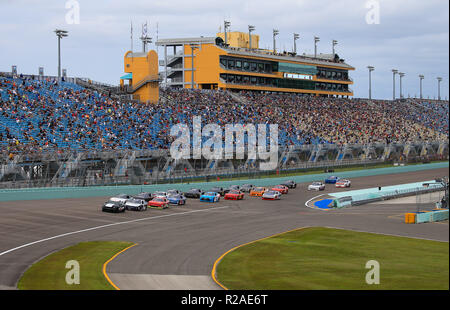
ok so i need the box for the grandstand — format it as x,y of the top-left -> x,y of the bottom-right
0,68 -> 448,187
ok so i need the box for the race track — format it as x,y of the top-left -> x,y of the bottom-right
0,167 -> 448,290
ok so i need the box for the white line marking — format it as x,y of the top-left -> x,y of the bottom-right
304,194 -> 325,209
0,206 -> 231,258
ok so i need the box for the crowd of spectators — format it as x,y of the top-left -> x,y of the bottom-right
0,75 -> 448,158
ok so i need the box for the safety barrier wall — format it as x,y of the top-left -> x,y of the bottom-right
416,210 -> 449,223
348,182 -> 444,206
0,162 -> 448,202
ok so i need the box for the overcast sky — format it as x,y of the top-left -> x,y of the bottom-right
0,0 -> 448,99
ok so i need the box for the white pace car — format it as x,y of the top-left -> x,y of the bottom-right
336,179 -> 351,188
308,182 -> 326,191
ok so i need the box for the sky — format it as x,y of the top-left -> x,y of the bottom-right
0,0 -> 448,100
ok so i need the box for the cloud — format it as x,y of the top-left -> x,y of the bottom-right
0,0 -> 448,99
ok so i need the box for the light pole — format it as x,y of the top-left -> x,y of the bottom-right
314,36 -> 320,58
248,25 -> 255,50
273,29 -> 279,53
392,69 -> 398,100
332,40 -> 338,55
224,21 -> 231,46
293,33 -> 300,55
190,44 -> 199,89
437,77 -> 442,100
419,75 -> 424,99
54,29 -> 68,81
399,72 -> 405,99
367,66 -> 374,100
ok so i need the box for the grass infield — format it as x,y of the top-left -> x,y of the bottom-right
215,227 -> 449,290
17,241 -> 134,290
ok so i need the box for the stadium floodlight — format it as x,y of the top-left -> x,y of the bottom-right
399,72 -> 405,99
190,44 -> 199,89
419,75 -> 424,99
314,36 -> 320,58
293,33 -> 300,54
367,66 -> 375,100
54,29 -> 68,81
248,25 -> 255,50
273,29 -> 279,53
224,20 -> 231,46
392,69 -> 398,100
437,77 -> 442,100
332,40 -> 338,55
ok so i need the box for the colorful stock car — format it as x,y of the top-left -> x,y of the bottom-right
200,192 -> 221,202
224,190 -> 245,200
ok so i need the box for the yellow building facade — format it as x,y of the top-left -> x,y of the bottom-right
120,50 -> 159,103
157,32 -> 354,97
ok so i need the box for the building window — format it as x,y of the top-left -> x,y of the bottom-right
220,58 -> 227,67
243,61 -> 249,71
250,77 -> 257,84
258,63 -> 264,72
228,59 -> 235,69
236,60 -> 242,69
250,62 -> 257,72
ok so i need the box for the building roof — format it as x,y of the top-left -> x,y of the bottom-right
223,47 -> 354,70
156,37 -> 216,46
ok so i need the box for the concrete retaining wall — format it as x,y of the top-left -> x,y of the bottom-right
0,162 -> 447,202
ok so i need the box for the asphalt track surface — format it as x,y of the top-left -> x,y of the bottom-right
0,167 -> 448,290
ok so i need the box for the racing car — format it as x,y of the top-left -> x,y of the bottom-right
271,185 -> 289,194
167,193 -> 187,205
325,176 -> 341,184
133,192 -> 153,202
184,188 -> 204,198
148,197 -> 170,209
335,179 -> 351,188
308,182 -> 325,191
224,185 -> 240,194
280,180 -> 297,189
124,198 -> 148,211
209,186 -> 225,196
224,190 -> 244,200
249,187 -> 267,197
152,191 -> 168,198
102,200 -> 126,213
240,184 -> 254,193
262,190 -> 282,200
167,189 -> 182,196
109,194 -> 132,204
200,192 -> 221,202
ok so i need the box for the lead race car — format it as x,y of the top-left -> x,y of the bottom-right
200,192 -> 221,202
102,200 -> 126,213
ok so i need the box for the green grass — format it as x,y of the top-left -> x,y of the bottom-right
216,227 -> 449,290
18,241 -> 134,290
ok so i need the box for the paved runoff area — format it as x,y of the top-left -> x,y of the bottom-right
0,167 -> 448,290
